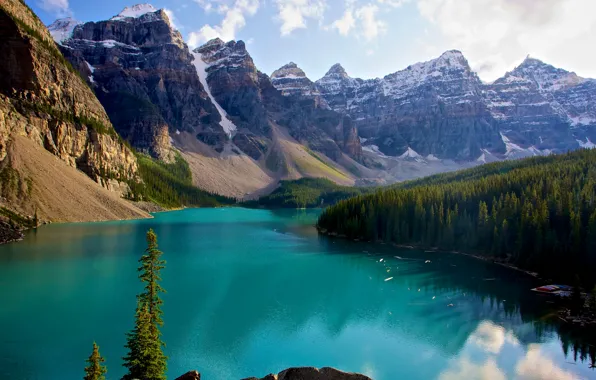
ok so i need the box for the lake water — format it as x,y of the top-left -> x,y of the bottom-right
0,208 -> 593,380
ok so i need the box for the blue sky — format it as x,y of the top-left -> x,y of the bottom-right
30,0 -> 596,82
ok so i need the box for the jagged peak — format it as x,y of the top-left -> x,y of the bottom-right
504,55 -> 585,90
323,63 -> 349,79
435,49 -> 469,69
111,4 -> 158,20
271,62 -> 308,79
48,17 -> 81,43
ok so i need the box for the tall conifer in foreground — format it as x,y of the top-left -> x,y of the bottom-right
84,342 -> 107,380
123,229 -> 167,380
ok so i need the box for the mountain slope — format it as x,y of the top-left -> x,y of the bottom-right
0,0 -> 147,226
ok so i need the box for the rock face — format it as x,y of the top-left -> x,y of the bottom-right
313,53 -> 596,161
175,370 -> 201,380
270,62 -> 328,109
195,39 -> 362,161
242,367 -> 372,380
54,5 -> 222,160
314,51 -> 506,160
0,0 -> 138,190
483,57 -> 596,156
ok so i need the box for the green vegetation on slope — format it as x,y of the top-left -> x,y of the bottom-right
317,149 -> 596,282
247,178 -> 370,208
129,153 -> 236,208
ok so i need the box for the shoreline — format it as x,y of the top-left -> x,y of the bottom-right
317,228 -> 541,279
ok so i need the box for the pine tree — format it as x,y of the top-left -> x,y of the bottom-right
123,229 -> 167,380
84,342 -> 107,380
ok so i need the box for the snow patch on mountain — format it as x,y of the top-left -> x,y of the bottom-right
111,4 -> 157,20
48,17 -> 80,44
191,52 -> 237,137
362,144 -> 387,157
400,147 -> 421,159
85,61 -> 95,83
570,115 -> 596,127
577,138 -> 596,149
382,50 -> 471,99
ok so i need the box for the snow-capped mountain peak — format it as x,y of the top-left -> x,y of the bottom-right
271,62 -> 308,79
437,49 -> 469,69
327,63 -> 350,78
48,17 -> 80,44
111,4 -> 157,20
507,56 -> 585,91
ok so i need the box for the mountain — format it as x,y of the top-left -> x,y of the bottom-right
314,51 -> 506,160
53,8 -> 370,197
45,3 -> 596,196
0,0 -> 148,228
312,53 -> 596,163
484,56 -> 596,156
52,4 -> 222,161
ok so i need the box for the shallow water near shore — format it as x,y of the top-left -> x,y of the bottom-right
0,208 -> 593,379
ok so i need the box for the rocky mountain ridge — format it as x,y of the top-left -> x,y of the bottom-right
0,0 -> 147,225
52,7 -> 364,192
45,3 -> 596,194
271,52 -> 595,162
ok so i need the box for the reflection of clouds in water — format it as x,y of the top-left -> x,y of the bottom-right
516,345 -> 579,380
440,321 -> 582,380
469,320 -> 520,354
438,356 -> 506,380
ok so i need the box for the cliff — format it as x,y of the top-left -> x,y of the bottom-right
0,0 -> 147,225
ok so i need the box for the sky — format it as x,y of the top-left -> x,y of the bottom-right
29,0 -> 596,83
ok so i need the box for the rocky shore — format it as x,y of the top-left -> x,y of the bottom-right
175,367 -> 372,380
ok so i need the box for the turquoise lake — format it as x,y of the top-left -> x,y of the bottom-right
0,208 -> 594,379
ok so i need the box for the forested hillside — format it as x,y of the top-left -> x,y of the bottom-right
129,154 -> 236,208
247,178 -> 370,208
317,150 -> 596,281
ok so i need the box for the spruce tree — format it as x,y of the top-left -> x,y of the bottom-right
84,342 -> 107,380
123,229 -> 167,380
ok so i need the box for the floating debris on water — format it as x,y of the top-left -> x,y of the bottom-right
379,258 -> 384,262
448,303 -> 454,307
425,260 -> 431,264
385,277 -> 394,282
432,296 -> 436,300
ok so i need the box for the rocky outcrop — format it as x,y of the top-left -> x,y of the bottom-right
197,39 -> 362,161
483,57 -> 596,155
242,367 -> 372,380
54,5 -> 223,160
315,51 -> 505,160
175,370 -> 201,380
270,62 -> 328,109
0,0 -> 138,190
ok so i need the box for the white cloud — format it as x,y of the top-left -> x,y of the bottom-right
275,0 -> 327,36
439,357 -> 506,380
416,0 -> 596,81
37,0 -> 71,17
366,49 -> 374,56
516,345 -> 579,380
331,8 -> 355,35
355,4 -> 386,41
468,321 -> 519,354
377,0 -> 409,8
188,0 -> 259,48
329,3 -> 387,41
193,0 -> 217,13
163,8 -> 180,30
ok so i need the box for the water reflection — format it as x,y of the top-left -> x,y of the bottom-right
440,322 -> 582,380
0,208 -> 594,379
